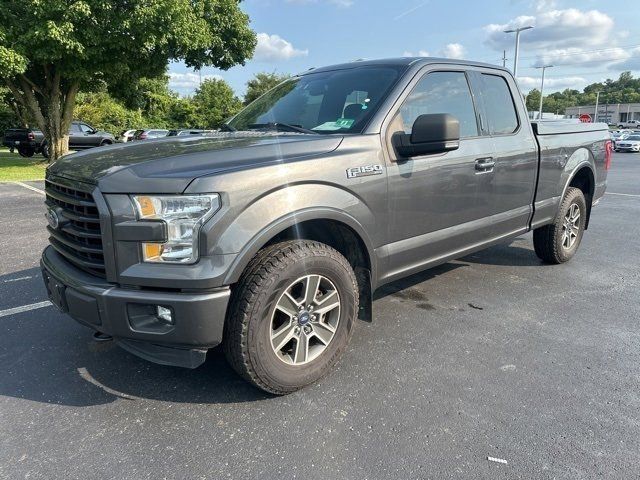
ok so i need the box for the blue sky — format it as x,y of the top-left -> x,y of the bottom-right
168,0 -> 640,97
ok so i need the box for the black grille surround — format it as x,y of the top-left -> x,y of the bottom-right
45,179 -> 106,277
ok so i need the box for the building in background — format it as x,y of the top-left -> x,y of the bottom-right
565,103 -> 640,125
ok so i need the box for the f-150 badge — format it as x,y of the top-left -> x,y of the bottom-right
346,165 -> 383,179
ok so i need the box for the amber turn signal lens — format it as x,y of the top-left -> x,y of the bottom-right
136,196 -> 157,217
143,243 -> 162,261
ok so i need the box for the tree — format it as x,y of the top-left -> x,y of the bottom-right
74,92 -> 144,136
193,78 -> 242,128
0,1 -> 256,161
244,72 -> 291,105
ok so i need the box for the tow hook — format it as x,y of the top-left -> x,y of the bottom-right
93,331 -> 113,342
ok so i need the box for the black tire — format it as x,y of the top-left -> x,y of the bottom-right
41,143 -> 50,159
100,140 -> 112,146
223,240 -> 359,395
18,147 -> 34,158
533,187 -> 587,264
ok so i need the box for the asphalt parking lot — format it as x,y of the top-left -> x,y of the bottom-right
1,154 -> 639,479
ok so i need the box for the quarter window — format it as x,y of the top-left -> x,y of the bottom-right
397,71 -> 479,138
480,74 -> 519,135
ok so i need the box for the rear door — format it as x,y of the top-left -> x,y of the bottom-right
380,67 -> 499,281
469,70 -> 538,238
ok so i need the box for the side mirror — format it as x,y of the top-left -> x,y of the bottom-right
392,113 -> 460,158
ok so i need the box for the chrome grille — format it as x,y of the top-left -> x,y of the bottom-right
45,179 -> 105,277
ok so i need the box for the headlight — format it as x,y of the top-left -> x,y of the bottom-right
132,194 -> 220,263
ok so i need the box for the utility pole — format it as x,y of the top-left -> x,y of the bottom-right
594,91 -> 601,123
502,50 -> 508,68
536,64 -> 553,120
504,26 -> 533,77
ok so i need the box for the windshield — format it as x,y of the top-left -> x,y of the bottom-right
227,66 -> 404,134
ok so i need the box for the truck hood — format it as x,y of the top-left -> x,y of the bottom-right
47,132 -> 343,193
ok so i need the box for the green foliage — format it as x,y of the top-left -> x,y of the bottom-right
193,78 -> 242,128
0,0 -> 256,84
244,72 -> 291,105
74,92 -> 144,135
530,72 -> 640,114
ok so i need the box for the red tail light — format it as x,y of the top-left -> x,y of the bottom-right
605,140 -> 613,170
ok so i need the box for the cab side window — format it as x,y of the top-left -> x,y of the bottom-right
79,123 -> 93,133
480,74 -> 519,135
397,71 -> 479,138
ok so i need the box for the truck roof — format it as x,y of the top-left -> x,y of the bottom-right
302,57 -> 511,75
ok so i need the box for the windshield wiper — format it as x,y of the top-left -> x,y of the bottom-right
247,122 -> 317,135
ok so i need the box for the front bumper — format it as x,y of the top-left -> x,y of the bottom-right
41,246 -> 231,368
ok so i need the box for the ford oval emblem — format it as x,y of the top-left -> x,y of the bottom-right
45,207 -> 60,229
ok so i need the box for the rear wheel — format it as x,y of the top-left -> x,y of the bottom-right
223,240 -> 359,394
17,147 -> 34,158
533,187 -> 587,264
100,140 -> 112,147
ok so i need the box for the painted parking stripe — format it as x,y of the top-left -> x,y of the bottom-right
0,301 -> 51,318
607,192 -> 640,198
14,181 -> 45,196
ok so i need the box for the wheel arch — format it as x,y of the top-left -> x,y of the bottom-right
222,209 -> 376,321
561,158 -> 595,230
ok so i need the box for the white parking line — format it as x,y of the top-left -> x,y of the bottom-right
0,301 -> 51,318
607,192 -> 640,198
13,181 -> 45,196
2,275 -> 34,283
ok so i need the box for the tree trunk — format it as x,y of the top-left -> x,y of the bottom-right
5,69 -> 79,162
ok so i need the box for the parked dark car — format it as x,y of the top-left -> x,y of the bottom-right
41,58 -> 611,394
2,121 -> 114,158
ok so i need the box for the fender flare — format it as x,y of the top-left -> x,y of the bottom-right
560,160 -> 596,203
222,207 -> 377,286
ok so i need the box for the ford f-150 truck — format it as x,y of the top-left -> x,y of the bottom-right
3,121 -> 114,158
41,58 -> 611,394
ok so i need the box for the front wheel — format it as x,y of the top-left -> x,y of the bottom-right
533,187 -> 587,264
223,240 -> 359,394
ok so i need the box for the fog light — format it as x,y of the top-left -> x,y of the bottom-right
156,306 -> 174,324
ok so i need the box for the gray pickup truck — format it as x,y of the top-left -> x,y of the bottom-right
41,58 -> 611,394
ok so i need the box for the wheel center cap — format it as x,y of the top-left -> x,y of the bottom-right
298,311 -> 311,325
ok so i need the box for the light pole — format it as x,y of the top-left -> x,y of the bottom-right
504,26 -> 533,77
536,64 -> 553,120
594,91 -> 601,123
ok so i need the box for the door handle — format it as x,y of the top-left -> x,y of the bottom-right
475,157 -> 495,172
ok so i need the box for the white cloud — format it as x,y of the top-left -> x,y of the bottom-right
253,33 -> 308,62
441,43 -> 465,59
286,0 -> 353,7
516,75 -> 587,90
168,72 -> 222,90
403,50 -> 430,57
610,47 -> 640,71
485,8 -> 622,71
485,9 -> 614,51
533,47 -> 631,68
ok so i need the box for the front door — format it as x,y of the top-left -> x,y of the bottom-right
380,68 -> 497,283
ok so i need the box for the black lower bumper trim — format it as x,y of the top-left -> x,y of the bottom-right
117,340 -> 207,369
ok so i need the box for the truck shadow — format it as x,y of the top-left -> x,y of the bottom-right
0,241 -> 541,407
